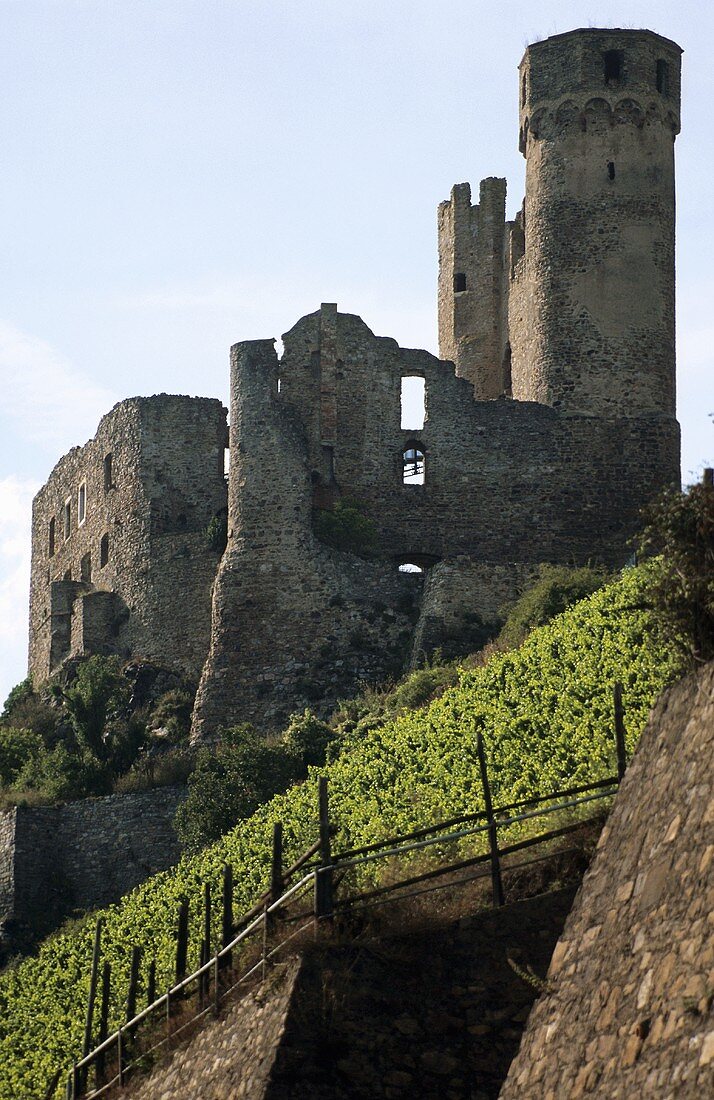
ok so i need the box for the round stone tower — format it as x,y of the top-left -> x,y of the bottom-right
511,28 -> 682,417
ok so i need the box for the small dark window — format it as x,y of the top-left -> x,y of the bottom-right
521,73 -> 527,107
503,344 -> 512,396
63,498 -> 71,540
48,518 -> 56,557
607,161 -> 616,180
80,553 -> 92,583
402,446 -> 425,485
103,453 -> 113,492
656,59 -> 669,95
454,273 -> 467,293
100,533 -> 109,567
604,50 -> 622,84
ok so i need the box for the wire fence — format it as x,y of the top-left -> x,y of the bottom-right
59,684 -> 629,1099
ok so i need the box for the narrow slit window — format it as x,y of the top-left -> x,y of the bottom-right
454,272 -> 467,293
402,446 -> 425,485
63,498 -> 71,540
656,59 -> 669,95
607,161 -> 615,180
103,453 -> 113,492
80,553 -> 92,583
521,74 -> 527,107
604,50 -> 622,84
48,517 -> 56,558
100,533 -> 109,567
78,481 -> 86,525
401,377 -> 426,431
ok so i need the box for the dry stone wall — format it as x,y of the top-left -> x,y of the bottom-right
124,959 -> 301,1100
500,661 -> 714,1099
0,786 -> 186,956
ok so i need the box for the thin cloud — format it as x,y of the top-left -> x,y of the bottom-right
0,320 -> 117,456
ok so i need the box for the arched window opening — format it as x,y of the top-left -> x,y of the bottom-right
78,481 -> 86,526
103,453 -> 113,492
656,59 -> 669,95
402,446 -> 425,485
401,377 -> 426,431
454,272 -> 467,293
398,562 -> 424,574
48,517 -> 56,558
100,533 -> 109,568
604,50 -> 622,84
80,553 -> 92,583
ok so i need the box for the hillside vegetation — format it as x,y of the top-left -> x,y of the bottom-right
0,565 -> 685,1099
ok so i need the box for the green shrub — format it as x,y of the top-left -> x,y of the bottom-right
205,510 -> 228,554
637,480 -> 714,662
314,497 -> 377,556
0,728 -> 44,787
498,563 -> 609,649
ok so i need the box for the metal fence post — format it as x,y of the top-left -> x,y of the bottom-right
477,731 -> 505,907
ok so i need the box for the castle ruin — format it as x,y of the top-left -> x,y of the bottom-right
28,29 -> 682,737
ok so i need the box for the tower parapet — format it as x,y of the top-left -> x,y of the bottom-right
510,28 -> 682,416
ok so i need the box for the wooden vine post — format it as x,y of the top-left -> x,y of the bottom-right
95,962 -> 111,1085
476,731 -> 505,908
613,681 -> 627,782
126,945 -> 142,1036
314,776 -> 334,925
81,917 -> 103,1089
222,862 -> 233,970
175,898 -> 189,985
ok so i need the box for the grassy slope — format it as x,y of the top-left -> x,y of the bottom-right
0,566 -> 684,1099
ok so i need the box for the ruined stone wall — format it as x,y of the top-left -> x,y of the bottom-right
437,179 -> 513,399
0,786 -> 186,954
511,29 -> 681,416
500,662 -> 714,1099
193,305 -> 678,736
29,395 -> 227,684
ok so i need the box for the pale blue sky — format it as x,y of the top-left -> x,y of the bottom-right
1,0 -> 712,704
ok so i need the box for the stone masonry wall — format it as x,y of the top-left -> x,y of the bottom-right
29,395 -> 227,684
124,959 -> 301,1100
0,786 -> 186,954
500,661 -> 714,1099
193,304 -> 678,736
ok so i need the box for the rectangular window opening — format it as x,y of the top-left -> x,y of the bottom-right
63,498 -> 71,540
656,59 -> 669,95
78,481 -> 86,526
454,272 -> 467,293
100,533 -> 109,567
604,50 -> 622,84
49,517 -> 56,558
401,376 -> 426,431
80,553 -> 92,583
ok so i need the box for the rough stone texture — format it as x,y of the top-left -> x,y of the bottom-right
0,786 -> 186,955
500,661 -> 714,1099
29,395 -> 228,684
266,888 -> 577,1099
192,303 -> 679,736
124,959 -> 301,1100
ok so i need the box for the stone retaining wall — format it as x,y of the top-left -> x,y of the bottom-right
500,662 -> 714,1098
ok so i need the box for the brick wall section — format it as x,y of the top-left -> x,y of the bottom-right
124,959 -> 301,1100
29,395 -> 227,684
499,662 -> 714,1099
0,786 -> 186,954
